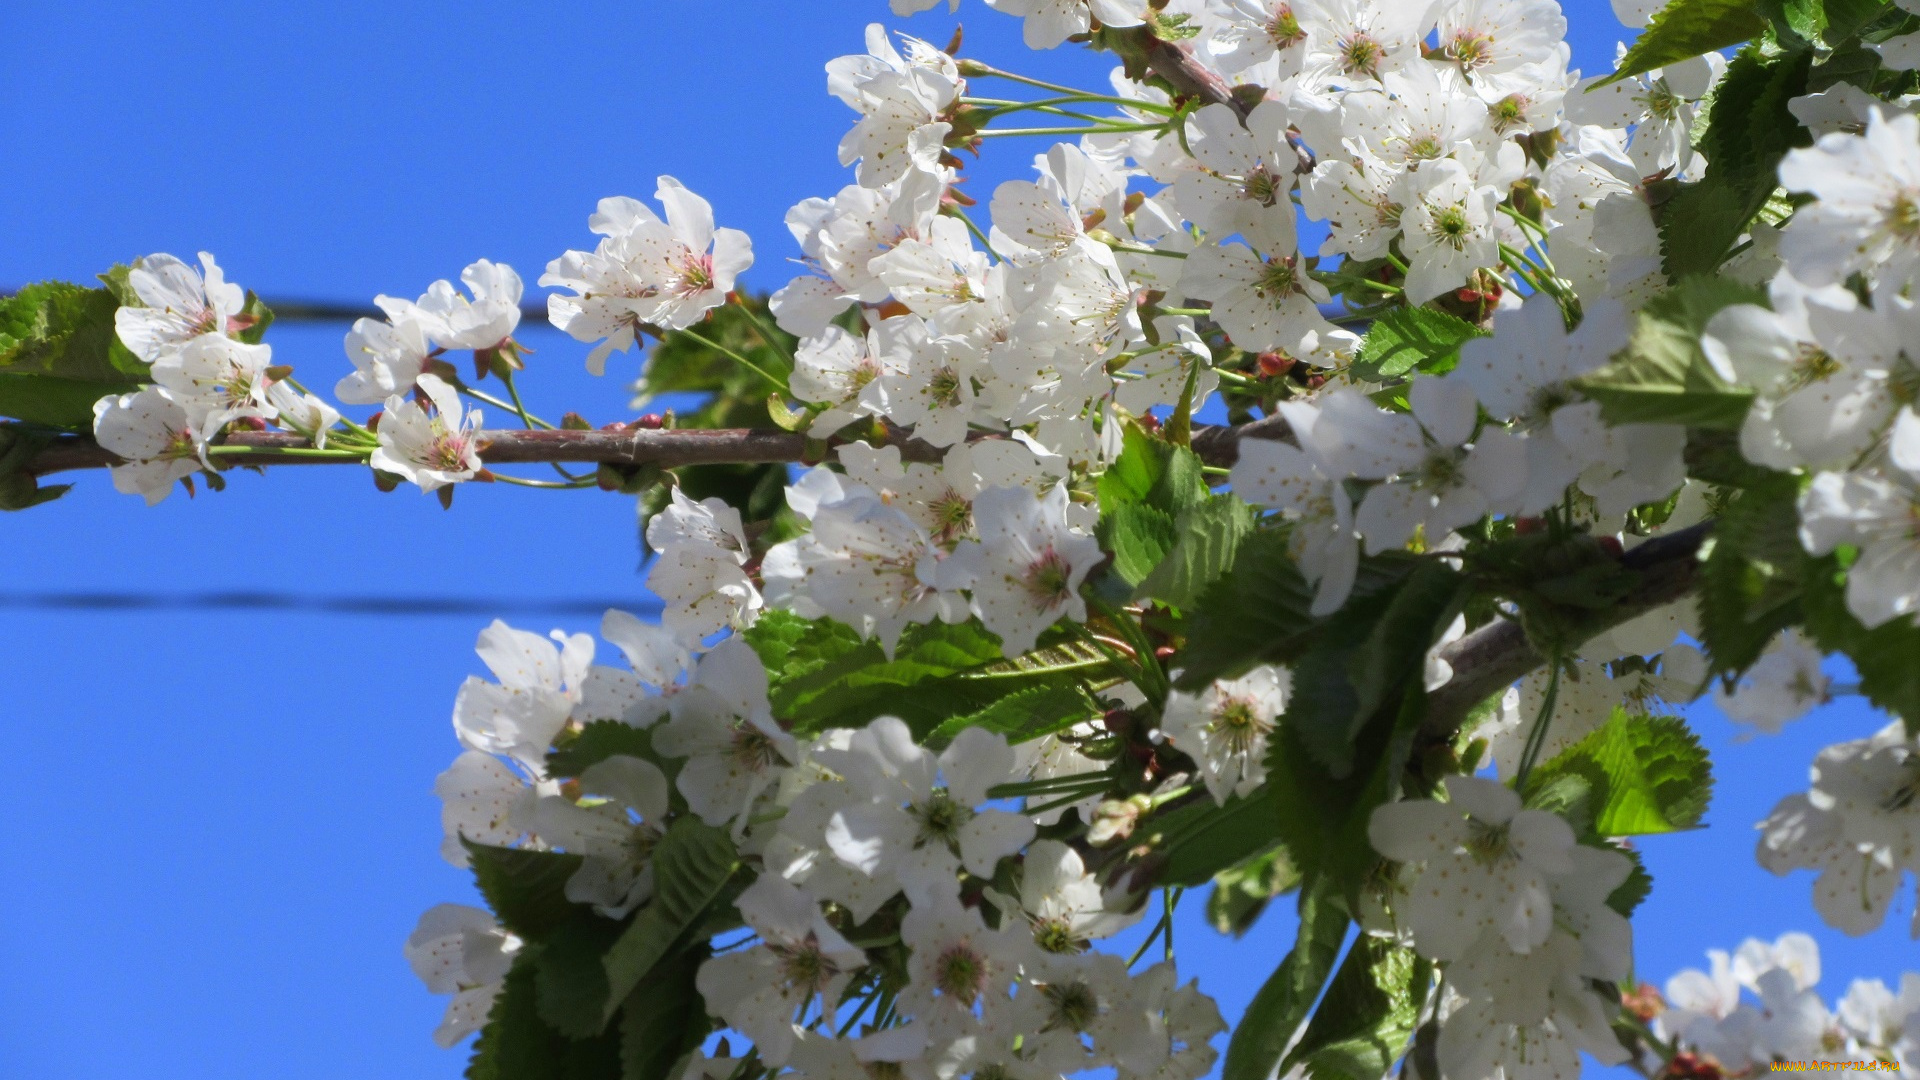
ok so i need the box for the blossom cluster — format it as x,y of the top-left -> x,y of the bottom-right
60,0 -> 1920,1076
1367,777 -> 1635,1078
412,615 -> 1226,1080
1653,933 -> 1920,1075
1758,720 -> 1920,938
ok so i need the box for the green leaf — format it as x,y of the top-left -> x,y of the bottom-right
1284,936 -> 1432,1080
1574,275 -> 1764,428
533,914 -> 624,1039
1657,48 -> 1814,277
1350,307 -> 1486,383
1286,563 -> 1465,777
236,290 -> 275,345
1097,422 -> 1207,518
924,682 -> 1097,749
1176,530 -> 1317,687
1607,844 -> 1656,917
601,819 -> 739,1023
1527,709 -> 1714,835
1134,495 -> 1257,608
466,841 -> 587,942
1802,556 -> 1920,736
1223,876 -> 1350,1080
467,960 -> 622,1080
548,721 -> 660,780
1207,845 -> 1300,937
1156,794 -> 1288,887
0,281 -> 148,428
617,947 -> 711,1080
1103,502 -> 1179,587
757,615 -> 1112,740
1596,0 -> 1767,88
0,374 -> 134,431
1700,473 -> 1808,675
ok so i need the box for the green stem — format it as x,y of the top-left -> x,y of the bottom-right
1514,660 -> 1562,789
282,376 -> 378,443
968,99 -> 1112,124
204,445 -> 367,461
675,326 -> 791,395
1101,238 -> 1187,259
1158,306 -> 1213,317
453,381 -> 532,423
950,206 -> 1002,262
969,68 -> 1177,114
499,369 -> 556,430
978,123 -> 1167,138
489,473 -> 599,490
730,294 -> 797,370
1127,913 -> 1169,968
1164,888 -> 1180,963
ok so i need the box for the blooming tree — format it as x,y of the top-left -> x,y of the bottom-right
10,1 -> 1920,1078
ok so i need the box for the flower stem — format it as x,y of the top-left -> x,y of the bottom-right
730,293 -> 797,370
489,472 -> 598,489
675,325 -> 791,396
978,123 -> 1167,138
499,369 -> 556,430
967,67 -> 1177,114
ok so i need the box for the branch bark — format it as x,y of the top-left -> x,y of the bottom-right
25,416 -> 1299,478
23,413 -> 1713,746
1419,521 -> 1713,744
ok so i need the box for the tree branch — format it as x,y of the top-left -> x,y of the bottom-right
1420,521 -> 1713,744
1144,37 -> 1242,113
24,415 -> 1300,478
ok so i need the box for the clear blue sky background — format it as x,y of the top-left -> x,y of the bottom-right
1,3 -> 1911,1078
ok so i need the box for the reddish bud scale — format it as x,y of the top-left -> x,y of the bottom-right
1256,352 -> 1293,378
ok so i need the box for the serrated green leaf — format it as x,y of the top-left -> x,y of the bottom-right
601,819 -> 739,1022
467,960 -> 622,1080
1287,647 -> 1368,777
1207,845 -> 1300,937
1285,936 -> 1432,1080
1802,556 -> 1920,736
1177,531 -> 1317,687
0,373 -> 141,429
0,281 -> 149,428
1223,876 -> 1350,1080
924,682 -> 1097,749
1156,794 -> 1285,887
1607,844 -> 1656,917
1351,307 -> 1486,383
1134,495 -> 1257,608
618,947 -> 710,1080
1597,0 -> 1768,88
1098,422 -> 1207,518
1527,709 -> 1714,835
466,841 -> 588,942
1658,48 -> 1814,277
1575,275 -> 1764,428
1700,473 -> 1808,675
533,913 -> 624,1039
1103,502 -> 1179,587
756,615 -> 1113,740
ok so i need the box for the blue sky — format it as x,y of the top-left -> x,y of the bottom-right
1,3 -> 1912,1078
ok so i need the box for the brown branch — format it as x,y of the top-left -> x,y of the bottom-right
24,412 -> 1714,744
24,415 -> 1300,478
1420,521 -> 1713,744
1144,37 -> 1242,113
